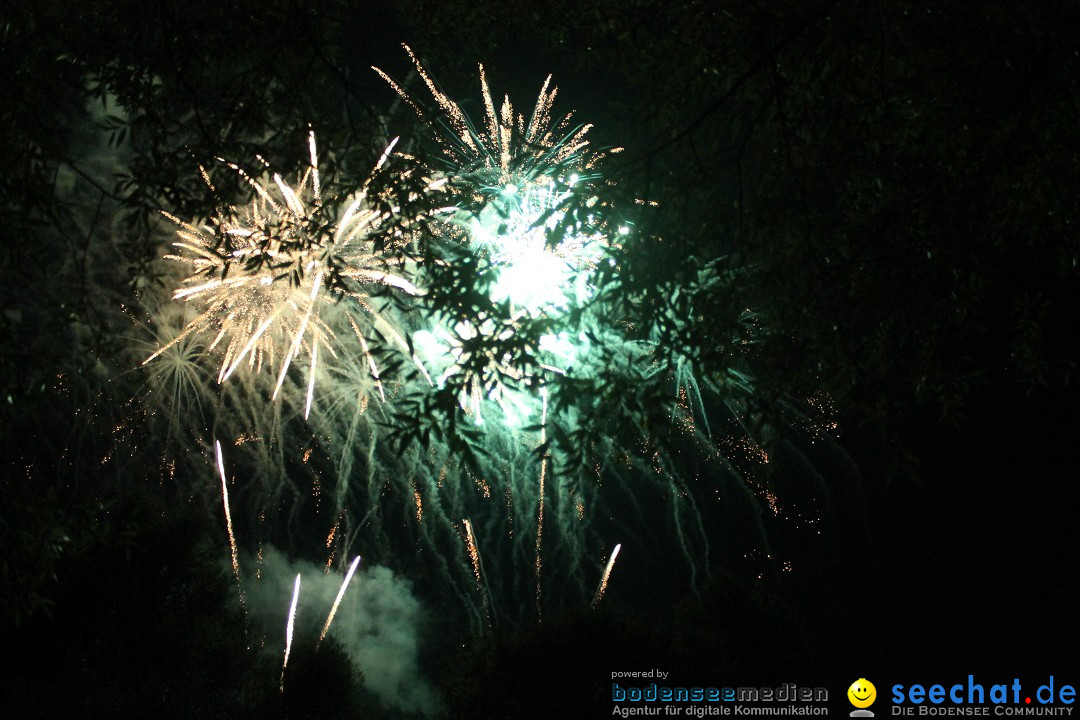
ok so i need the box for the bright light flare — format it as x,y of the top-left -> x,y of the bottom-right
317,555 -> 361,648
591,542 -> 622,608
465,176 -> 603,313
215,440 -> 243,601
281,572 -> 301,691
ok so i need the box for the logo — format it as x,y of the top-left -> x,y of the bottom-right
890,675 -> 1076,714
849,678 -> 877,717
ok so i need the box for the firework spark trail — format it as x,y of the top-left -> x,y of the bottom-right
591,543 -> 622,608
463,518 -> 482,587
535,387 -> 548,618
374,44 -> 599,178
280,573 -> 301,692
304,340 -> 318,420
324,520 -> 339,569
215,440 -> 243,603
317,555 -> 361,649
463,518 -> 496,628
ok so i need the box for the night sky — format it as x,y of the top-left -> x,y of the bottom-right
2,2 -> 1078,718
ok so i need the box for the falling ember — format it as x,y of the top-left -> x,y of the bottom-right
535,388 -> 549,617
317,555 -> 361,648
464,518 -> 495,628
323,521 -> 339,571
280,573 -> 301,692
591,543 -> 622,609
764,489 -> 781,516
215,440 -> 243,600
464,518 -> 483,587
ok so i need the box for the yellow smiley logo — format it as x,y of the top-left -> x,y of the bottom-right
848,678 -> 877,708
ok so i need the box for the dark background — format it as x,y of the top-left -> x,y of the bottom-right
2,1 -> 1077,717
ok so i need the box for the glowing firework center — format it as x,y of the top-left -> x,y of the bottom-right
407,171 -> 603,424
462,173 -> 599,314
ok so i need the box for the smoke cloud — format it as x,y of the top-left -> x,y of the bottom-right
243,546 -> 437,714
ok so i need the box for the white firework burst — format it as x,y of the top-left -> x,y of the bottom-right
146,133 -> 417,416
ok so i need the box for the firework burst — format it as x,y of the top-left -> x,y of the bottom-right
146,133 -> 417,416
375,45 -> 598,178
369,48 -> 652,618
375,44 -> 620,316
124,297 -> 214,439
374,46 -> 623,433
